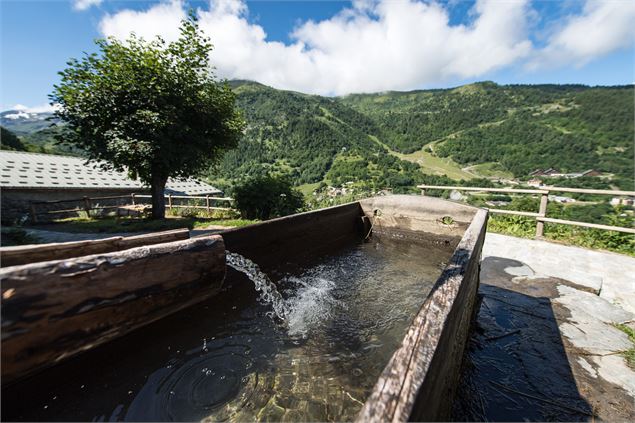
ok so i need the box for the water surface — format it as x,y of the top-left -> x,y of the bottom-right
3,235 -> 455,422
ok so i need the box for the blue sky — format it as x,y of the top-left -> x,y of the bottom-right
1,0 -> 634,111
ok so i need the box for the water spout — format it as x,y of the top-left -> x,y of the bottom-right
226,251 -> 289,320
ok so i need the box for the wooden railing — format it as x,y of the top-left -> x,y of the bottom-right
417,184 -> 635,237
29,193 -> 234,222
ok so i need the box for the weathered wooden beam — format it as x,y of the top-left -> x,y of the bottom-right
356,209 -> 488,422
1,235 -> 226,384
537,216 -> 635,234
0,229 -> 190,267
487,208 -> 541,217
541,186 -> 635,196
535,193 -> 549,237
417,185 -> 549,194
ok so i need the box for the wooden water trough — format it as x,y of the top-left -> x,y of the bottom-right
1,196 -> 487,421
0,230 -> 226,384
222,195 -> 488,421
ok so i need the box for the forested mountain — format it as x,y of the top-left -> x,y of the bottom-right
3,81 -> 633,191
215,81 -> 633,190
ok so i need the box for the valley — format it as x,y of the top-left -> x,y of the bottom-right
2,81 -> 633,194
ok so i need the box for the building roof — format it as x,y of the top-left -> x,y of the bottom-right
0,150 -> 221,195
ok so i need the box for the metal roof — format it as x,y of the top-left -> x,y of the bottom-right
0,150 -> 221,195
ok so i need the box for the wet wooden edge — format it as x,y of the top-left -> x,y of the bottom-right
0,228 -> 190,267
356,208 -> 488,422
1,234 -> 225,385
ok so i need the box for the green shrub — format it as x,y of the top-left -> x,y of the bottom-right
233,175 -> 305,220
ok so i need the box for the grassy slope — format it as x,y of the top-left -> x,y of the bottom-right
368,135 -> 474,180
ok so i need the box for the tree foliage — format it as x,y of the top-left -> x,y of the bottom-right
50,14 -> 245,218
0,127 -> 27,151
233,174 -> 305,220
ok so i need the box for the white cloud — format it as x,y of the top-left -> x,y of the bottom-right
4,112 -> 30,120
530,0 -> 635,68
97,0 -> 633,95
100,0 -> 185,42
73,0 -> 103,11
98,0 -> 533,95
3,104 -> 59,118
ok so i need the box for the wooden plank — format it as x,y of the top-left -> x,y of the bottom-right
41,208 -> 83,214
0,235 -> 226,384
86,195 -> 135,201
487,208 -> 541,217
117,229 -> 189,249
536,217 -> 635,234
168,195 -> 233,201
0,229 -> 189,267
541,186 -> 635,196
418,184 -> 635,197
417,185 -> 548,194
357,209 -> 488,422
170,205 -> 232,210
536,193 -> 549,237
222,202 -> 364,270
31,195 -> 130,205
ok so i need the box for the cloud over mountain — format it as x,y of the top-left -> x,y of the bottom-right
95,0 -> 635,95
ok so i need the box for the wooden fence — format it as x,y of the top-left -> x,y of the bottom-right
29,193 -> 234,222
417,184 -> 635,237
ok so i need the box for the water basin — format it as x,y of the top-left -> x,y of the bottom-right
1,195 -> 488,421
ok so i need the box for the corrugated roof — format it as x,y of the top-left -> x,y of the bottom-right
0,150 -> 221,195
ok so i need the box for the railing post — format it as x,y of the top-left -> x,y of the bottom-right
535,192 -> 549,238
420,189 -> 426,196
83,196 -> 91,218
168,194 -> 173,211
30,203 -> 38,223
131,193 -> 136,205
206,195 -> 210,212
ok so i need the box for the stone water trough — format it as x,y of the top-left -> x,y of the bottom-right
1,195 -> 487,421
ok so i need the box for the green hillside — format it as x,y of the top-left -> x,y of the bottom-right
4,81 -> 633,191
0,125 -> 84,156
212,81 -> 633,191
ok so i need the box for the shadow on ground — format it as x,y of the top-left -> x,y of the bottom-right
452,257 -> 594,421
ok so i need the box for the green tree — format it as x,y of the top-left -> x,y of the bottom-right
0,127 -> 27,151
233,174 -> 305,220
50,14 -> 245,218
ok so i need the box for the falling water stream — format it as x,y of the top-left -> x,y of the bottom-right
3,236 -> 457,422
226,251 -> 289,321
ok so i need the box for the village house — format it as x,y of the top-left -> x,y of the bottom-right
0,150 -> 221,222
529,168 -> 603,179
610,197 -> 635,207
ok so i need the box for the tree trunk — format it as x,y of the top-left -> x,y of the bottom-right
151,174 -> 167,219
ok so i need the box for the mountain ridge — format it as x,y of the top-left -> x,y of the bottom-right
2,81 -> 633,190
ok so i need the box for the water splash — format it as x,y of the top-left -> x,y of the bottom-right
225,252 -> 342,336
226,251 -> 289,320
283,275 -> 344,337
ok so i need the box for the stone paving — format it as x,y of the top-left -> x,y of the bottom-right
453,233 -> 635,421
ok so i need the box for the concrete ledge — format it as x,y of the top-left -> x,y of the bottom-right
483,233 -> 635,313
359,195 -> 478,238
